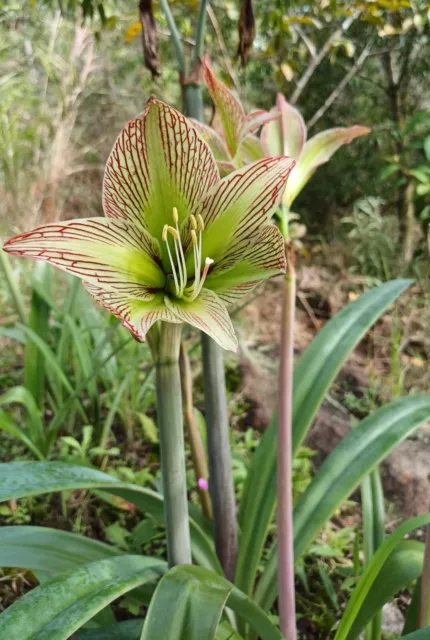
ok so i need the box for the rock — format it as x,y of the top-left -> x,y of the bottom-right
382,603 -> 405,636
306,402 -> 430,517
382,439 -> 430,515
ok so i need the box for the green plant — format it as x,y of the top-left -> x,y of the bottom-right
0,280 -> 429,639
1,8 -> 430,638
341,197 -> 400,282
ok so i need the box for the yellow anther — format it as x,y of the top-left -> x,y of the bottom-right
167,226 -> 179,240
172,207 -> 179,224
190,230 -> 198,246
197,214 -> 205,231
162,224 -> 168,241
190,214 -> 197,230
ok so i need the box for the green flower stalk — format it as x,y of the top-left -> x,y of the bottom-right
3,96 -> 294,566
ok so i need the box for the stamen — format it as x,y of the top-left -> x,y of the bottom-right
167,225 -> 179,240
163,210 -> 212,301
197,214 -> 205,231
163,226 -> 180,296
172,209 -> 187,293
193,257 -> 213,299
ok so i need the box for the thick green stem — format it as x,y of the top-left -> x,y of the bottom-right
202,333 -> 238,581
277,249 -> 297,640
158,0 -> 185,72
183,84 -> 204,121
156,322 -> 192,567
193,0 -> 210,64
182,22 -> 238,580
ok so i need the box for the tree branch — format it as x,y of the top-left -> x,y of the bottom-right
290,10 -> 360,104
207,4 -> 241,93
291,24 -> 316,59
307,39 -> 373,129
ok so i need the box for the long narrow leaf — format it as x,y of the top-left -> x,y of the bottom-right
254,395 -> 430,611
140,565 -> 233,640
76,620 -> 144,639
0,462 -> 221,574
0,386 -> 45,453
0,250 -> 27,324
0,555 -> 165,640
345,541 -> 423,640
0,526 -> 125,574
23,262 -> 52,409
334,514 -> 430,640
401,630 -> 430,640
140,566 -> 281,640
0,410 -> 44,460
236,280 -> 412,597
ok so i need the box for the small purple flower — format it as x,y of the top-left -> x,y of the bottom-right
197,477 -> 209,491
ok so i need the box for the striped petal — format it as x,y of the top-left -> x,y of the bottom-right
217,161 -> 237,177
165,288 -> 238,352
185,156 -> 295,269
202,59 -> 245,157
238,135 -> 264,164
283,125 -> 370,206
188,119 -> 231,161
103,97 -> 219,249
261,94 -> 306,161
3,218 -> 165,293
241,109 -> 280,140
84,285 -> 180,342
205,225 -> 286,305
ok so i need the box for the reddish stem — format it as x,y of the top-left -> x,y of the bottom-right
277,245 -> 297,640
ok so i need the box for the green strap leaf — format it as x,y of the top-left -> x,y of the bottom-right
0,409 -> 45,460
0,526 -> 125,574
401,628 -> 430,639
236,279 -> 412,597
345,541 -> 424,640
75,619 -> 242,639
24,261 -> 52,409
254,395 -> 430,611
0,555 -> 164,640
335,514 -> 430,640
140,565 -> 281,640
140,566 -> 233,640
76,620 -> 144,639
0,386 -> 45,454
0,462 -> 221,574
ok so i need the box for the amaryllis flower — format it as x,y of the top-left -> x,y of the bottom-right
3,98 -> 294,352
190,60 -> 274,175
261,94 -> 370,207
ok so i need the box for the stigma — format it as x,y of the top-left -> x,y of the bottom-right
162,208 -> 213,301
